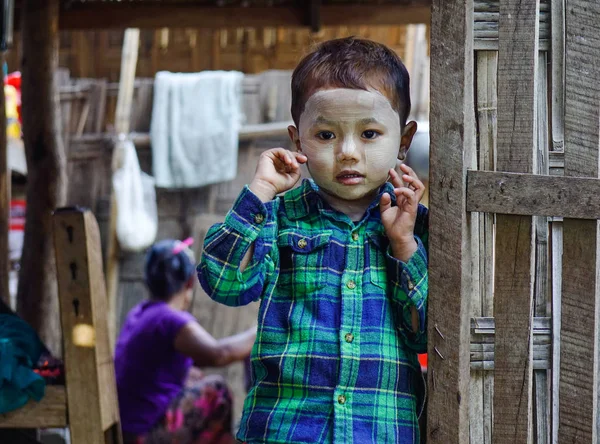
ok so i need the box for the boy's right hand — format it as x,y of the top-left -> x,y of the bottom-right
249,148 -> 307,202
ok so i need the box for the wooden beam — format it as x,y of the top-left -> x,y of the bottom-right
493,0 -> 539,442
559,1 -> 600,441
308,0 -> 321,33
427,0 -> 475,442
129,120 -> 294,147
466,171 -> 600,219
106,29 -> 140,351
17,0 -> 66,357
55,4 -> 430,29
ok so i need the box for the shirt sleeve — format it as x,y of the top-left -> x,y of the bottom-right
197,185 -> 279,307
158,309 -> 196,343
386,204 -> 429,353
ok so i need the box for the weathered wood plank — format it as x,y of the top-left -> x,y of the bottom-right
559,2 -> 600,441
0,386 -> 67,428
17,0 -> 67,358
533,51 -> 550,444
428,0 -> 475,442
470,316 -> 551,371
472,49 -> 497,444
550,221 -> 562,444
551,0 -> 565,153
56,4 -> 431,29
106,29 -> 140,351
53,209 -> 122,444
493,0 -> 539,442
467,171 -> 600,219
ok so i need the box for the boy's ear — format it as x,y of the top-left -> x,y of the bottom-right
288,125 -> 302,153
398,121 -> 418,161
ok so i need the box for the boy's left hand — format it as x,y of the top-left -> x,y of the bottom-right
380,164 -> 425,262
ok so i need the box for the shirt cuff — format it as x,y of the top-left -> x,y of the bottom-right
387,235 -> 428,309
223,185 -> 275,242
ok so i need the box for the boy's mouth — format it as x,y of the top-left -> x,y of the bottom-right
336,170 -> 365,185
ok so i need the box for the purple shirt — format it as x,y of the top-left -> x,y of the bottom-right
115,300 -> 195,435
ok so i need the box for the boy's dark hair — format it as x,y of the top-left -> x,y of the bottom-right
144,239 -> 195,301
291,36 -> 411,127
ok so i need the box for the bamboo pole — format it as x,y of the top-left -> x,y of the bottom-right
105,29 -> 140,351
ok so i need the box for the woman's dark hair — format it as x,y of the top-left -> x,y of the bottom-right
144,239 -> 195,301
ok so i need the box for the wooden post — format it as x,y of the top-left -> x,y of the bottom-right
17,0 -> 66,357
106,28 -> 140,350
0,51 -> 9,306
427,0 -> 476,442
53,208 -> 122,444
559,1 -> 600,441
493,0 -> 539,442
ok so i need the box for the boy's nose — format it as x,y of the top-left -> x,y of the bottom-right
338,137 -> 360,162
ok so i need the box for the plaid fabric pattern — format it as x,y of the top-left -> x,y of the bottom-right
198,179 -> 428,444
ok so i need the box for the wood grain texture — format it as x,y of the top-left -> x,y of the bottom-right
106,28 -> 140,351
493,0 -> 539,442
551,0 -> 565,153
559,2 -> 600,441
0,386 -> 67,428
550,221 -> 562,444
56,4 -> 431,29
533,51 -> 550,444
471,49 -> 498,444
467,171 -> 600,219
17,0 -> 67,357
428,0 -> 475,442
53,209 -> 122,444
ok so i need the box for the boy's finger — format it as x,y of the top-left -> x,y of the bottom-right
402,175 -> 425,194
294,152 -> 308,164
397,188 -> 417,207
388,168 -> 404,189
400,163 -> 418,178
380,193 -> 392,213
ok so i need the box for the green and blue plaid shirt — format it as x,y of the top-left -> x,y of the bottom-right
198,179 -> 428,443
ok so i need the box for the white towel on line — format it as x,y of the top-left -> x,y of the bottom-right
150,70 -> 244,189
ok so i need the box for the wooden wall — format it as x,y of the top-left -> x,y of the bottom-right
6,25 -> 428,80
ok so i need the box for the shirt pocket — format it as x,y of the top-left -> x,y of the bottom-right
366,232 -> 389,291
277,230 -> 332,295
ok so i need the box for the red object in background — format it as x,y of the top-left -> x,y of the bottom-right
10,199 -> 25,231
5,71 -> 21,123
418,353 -> 427,371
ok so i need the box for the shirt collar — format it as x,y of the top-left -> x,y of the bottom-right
284,179 -> 397,221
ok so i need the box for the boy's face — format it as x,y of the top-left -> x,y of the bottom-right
289,87 -> 415,204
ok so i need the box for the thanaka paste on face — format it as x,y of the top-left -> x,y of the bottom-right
296,88 -> 402,214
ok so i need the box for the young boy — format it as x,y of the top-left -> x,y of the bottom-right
198,37 -> 428,443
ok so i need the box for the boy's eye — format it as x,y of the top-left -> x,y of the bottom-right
362,130 -> 380,139
317,131 -> 336,140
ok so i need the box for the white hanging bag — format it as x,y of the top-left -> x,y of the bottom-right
112,137 -> 158,252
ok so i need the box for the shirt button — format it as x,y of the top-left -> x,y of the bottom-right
345,333 -> 354,343
297,238 -> 308,249
408,280 -> 415,291
254,214 -> 264,224
346,280 -> 356,290
338,395 -> 346,405
351,232 -> 359,241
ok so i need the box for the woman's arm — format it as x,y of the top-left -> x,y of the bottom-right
174,321 -> 256,368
